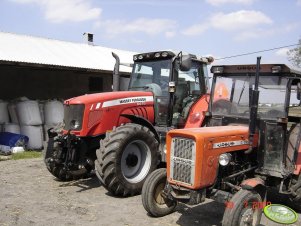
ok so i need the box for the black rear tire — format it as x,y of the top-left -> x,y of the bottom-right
222,189 -> 262,226
142,168 -> 177,217
288,187 -> 301,212
95,123 -> 159,197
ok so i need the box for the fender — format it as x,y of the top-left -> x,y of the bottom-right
120,114 -> 160,141
241,177 -> 265,190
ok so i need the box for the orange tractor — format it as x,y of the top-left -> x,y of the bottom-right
142,57 -> 301,225
45,50 -> 215,196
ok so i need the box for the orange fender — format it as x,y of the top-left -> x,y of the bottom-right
241,178 -> 265,190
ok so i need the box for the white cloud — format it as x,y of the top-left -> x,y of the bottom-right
182,24 -> 209,36
165,31 -> 176,39
275,48 -> 290,57
100,18 -> 177,37
206,0 -> 255,6
234,23 -> 298,41
10,0 -> 101,23
183,10 -> 272,36
210,11 -> 273,31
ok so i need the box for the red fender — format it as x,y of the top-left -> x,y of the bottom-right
241,178 -> 265,190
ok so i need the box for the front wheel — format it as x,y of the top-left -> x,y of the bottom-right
44,136 -> 93,181
44,146 -> 73,181
222,189 -> 263,226
142,168 -> 177,217
95,123 -> 159,197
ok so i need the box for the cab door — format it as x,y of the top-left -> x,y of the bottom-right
286,78 -> 301,174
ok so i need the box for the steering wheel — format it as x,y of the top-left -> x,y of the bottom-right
265,109 -> 283,118
145,83 -> 162,97
212,99 -> 237,114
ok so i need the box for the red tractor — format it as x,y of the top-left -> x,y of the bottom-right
44,51 -> 214,196
142,58 -> 301,225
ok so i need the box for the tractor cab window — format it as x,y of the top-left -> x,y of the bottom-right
177,62 -> 206,94
129,59 -> 171,96
257,76 -> 287,119
173,62 -> 207,112
288,79 -> 301,117
212,75 -> 250,117
212,75 -> 287,119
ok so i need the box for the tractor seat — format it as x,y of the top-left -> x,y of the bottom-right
145,83 -> 162,97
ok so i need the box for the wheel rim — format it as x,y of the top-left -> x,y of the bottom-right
239,206 -> 258,226
154,181 -> 165,205
121,140 -> 151,183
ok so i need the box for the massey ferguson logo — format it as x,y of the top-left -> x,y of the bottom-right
213,140 -> 249,149
102,96 -> 153,108
120,97 -> 147,104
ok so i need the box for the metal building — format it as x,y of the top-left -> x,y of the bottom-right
0,31 -> 135,100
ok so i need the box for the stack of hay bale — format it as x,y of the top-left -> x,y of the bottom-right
0,98 -> 64,153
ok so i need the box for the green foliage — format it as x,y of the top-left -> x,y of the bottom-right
11,151 -> 42,160
288,38 -> 301,68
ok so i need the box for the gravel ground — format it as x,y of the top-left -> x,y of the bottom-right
0,158 -> 300,226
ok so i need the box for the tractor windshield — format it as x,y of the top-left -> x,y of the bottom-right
129,59 -> 171,95
212,74 -> 287,119
129,59 -> 207,96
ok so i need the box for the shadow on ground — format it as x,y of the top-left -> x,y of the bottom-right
176,201 -> 224,226
58,175 -> 101,192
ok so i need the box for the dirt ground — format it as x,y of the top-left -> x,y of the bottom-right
0,158 -> 300,226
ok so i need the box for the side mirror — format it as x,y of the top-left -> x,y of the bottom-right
297,82 -> 301,100
180,55 -> 192,71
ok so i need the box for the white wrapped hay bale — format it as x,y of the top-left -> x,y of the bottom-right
7,102 -> 19,124
44,100 -> 64,127
39,101 -> 45,124
17,100 -> 42,126
3,123 -> 21,134
0,101 -> 9,124
20,125 -> 43,150
42,124 -> 51,142
8,102 -> 19,124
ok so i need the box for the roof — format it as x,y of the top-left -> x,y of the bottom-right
0,31 -> 136,73
211,64 -> 301,75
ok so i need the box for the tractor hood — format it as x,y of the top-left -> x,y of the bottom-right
63,91 -> 155,137
166,126 -> 250,190
64,91 -> 154,105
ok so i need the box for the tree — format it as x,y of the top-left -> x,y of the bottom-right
288,38 -> 301,68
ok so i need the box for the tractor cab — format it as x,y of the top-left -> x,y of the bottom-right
129,51 -> 212,128
209,64 -> 301,179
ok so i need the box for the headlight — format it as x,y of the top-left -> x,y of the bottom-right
219,153 -> 232,166
70,119 -> 81,130
211,66 -> 224,74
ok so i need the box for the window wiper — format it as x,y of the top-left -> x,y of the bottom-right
237,77 -> 248,105
129,86 -> 150,90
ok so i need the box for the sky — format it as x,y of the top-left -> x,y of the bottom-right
0,0 -> 300,68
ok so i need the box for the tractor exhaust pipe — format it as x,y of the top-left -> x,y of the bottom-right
112,52 -> 120,91
245,56 -> 261,154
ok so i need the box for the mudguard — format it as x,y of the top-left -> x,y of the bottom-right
121,114 -> 160,141
241,177 -> 265,190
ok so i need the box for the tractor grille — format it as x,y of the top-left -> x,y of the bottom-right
170,137 -> 196,185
